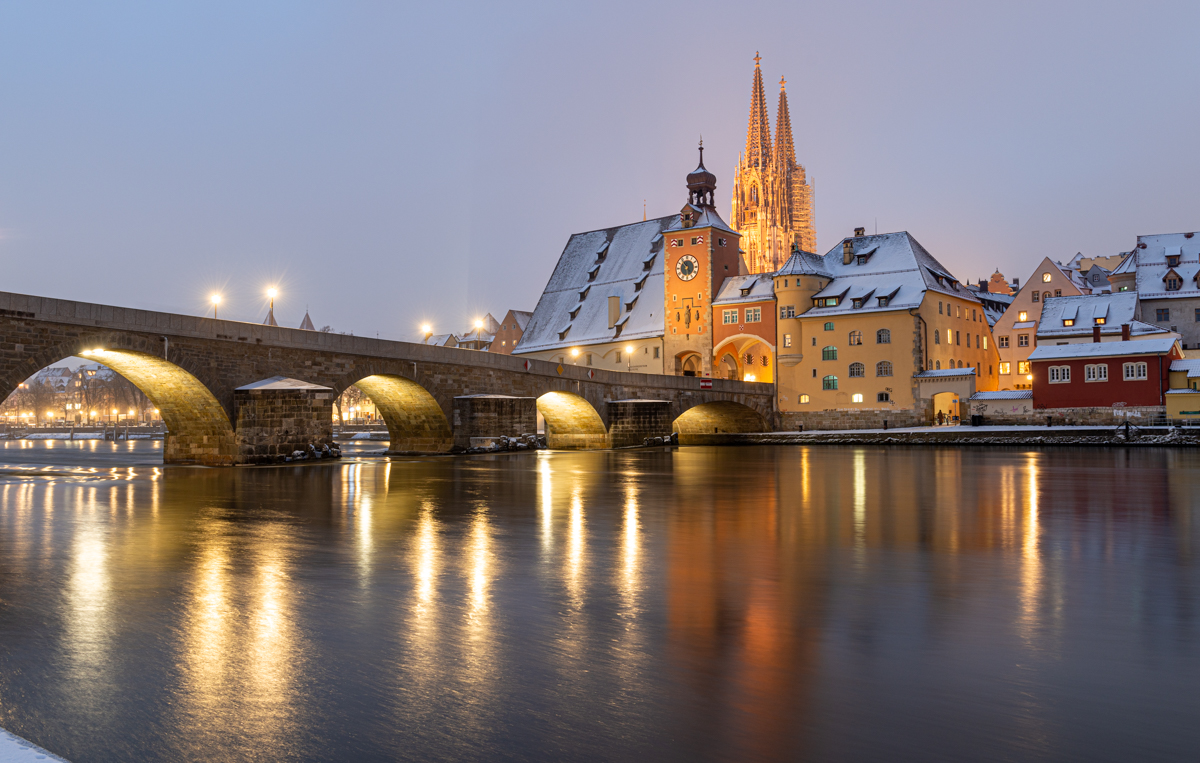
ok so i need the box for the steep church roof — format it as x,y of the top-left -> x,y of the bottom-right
744,52 -> 772,169
773,76 -> 795,169
299,310 -> 316,331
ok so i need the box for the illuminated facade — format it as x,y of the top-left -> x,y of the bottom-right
730,54 -> 816,274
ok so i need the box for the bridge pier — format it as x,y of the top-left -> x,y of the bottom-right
453,395 -> 537,450
606,399 -> 673,447
234,377 -> 335,464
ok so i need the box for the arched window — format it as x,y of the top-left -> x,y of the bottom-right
958,360 -> 964,368
876,361 -> 893,377
750,185 -> 758,204
822,346 -> 838,361
877,392 -> 890,402
849,362 -> 865,377
851,393 -> 863,403
849,330 -> 863,345
935,360 -> 941,369
876,328 -> 891,344
824,322 -> 834,331
1044,292 -> 1052,301
822,375 -> 838,390
934,330 -> 940,344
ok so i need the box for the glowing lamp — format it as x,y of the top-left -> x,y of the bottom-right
745,374 -> 757,382
474,319 -> 484,330
211,294 -> 221,305
625,345 -> 634,354
267,288 -> 278,299
1026,374 -> 1033,381
421,323 -> 432,335
570,348 -> 580,357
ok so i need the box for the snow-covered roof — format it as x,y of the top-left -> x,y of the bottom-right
426,333 -> 457,347
970,390 -> 1032,400
1110,251 -> 1136,276
504,310 -> 533,331
1034,292 -> 1168,339
516,215 -> 675,353
665,203 -> 737,234
1028,337 -> 1178,361
299,311 -> 316,331
1126,232 -> 1200,299
1169,359 -> 1200,378
775,248 -> 832,278
714,274 -> 776,305
236,376 -> 333,391
804,232 -> 979,318
1164,389 -> 1200,395
915,367 -> 977,378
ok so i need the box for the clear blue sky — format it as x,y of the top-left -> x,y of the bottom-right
1,0 -> 1196,340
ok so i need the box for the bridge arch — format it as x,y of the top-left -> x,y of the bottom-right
351,374 -> 453,453
536,391 -> 606,450
673,400 -> 768,444
0,345 -> 237,466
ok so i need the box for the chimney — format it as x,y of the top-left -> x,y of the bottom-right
1013,277 -> 1020,289
853,227 -> 865,237
978,279 -> 989,293
1121,323 -> 1131,341
1093,326 -> 1102,343
843,239 -> 854,265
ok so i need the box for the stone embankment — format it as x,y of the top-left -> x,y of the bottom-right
726,425 -> 1200,447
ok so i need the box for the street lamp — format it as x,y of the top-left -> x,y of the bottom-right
625,344 -> 634,371
211,294 -> 221,319
421,323 -> 432,342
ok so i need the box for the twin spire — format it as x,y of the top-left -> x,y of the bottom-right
743,52 -> 797,171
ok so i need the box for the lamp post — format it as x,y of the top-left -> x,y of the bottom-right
625,345 -> 634,372
421,323 -> 432,343
211,294 -> 221,320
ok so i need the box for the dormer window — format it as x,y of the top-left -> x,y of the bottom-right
1167,277 -> 1182,290
1063,319 -> 1075,326
740,287 -> 751,297
824,297 -> 838,307
852,299 -> 863,309
1095,317 -> 1106,325
877,296 -> 889,307
1168,255 -> 1180,267
856,255 -> 868,265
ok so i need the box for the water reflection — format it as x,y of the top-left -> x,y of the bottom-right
0,444 -> 1197,762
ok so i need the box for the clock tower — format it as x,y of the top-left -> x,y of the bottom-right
663,144 -> 744,376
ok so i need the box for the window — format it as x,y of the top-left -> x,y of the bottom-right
1095,317 -> 1106,325
812,337 -> 817,346
956,306 -> 961,318
1018,311 -> 1028,322
983,336 -> 988,350
876,328 -> 891,344
654,347 -> 660,358
999,336 -> 1009,348
1042,273 -> 1052,282
615,351 -> 621,362
1195,308 -> 1200,322
672,239 -> 683,247
824,322 -> 834,331
1018,361 -> 1031,374
780,305 -> 795,319
822,375 -> 838,390
946,329 -> 952,344
1157,308 -> 1170,322
783,334 -> 792,348
1063,319 -> 1075,326
852,393 -> 864,403
849,362 -> 865,377
1043,292 -> 1051,301
956,331 -> 961,345
1032,291 -> 1039,303
876,361 -> 893,377
939,302 -> 943,315
934,330 -> 940,344
1055,290 -> 1061,297
1018,334 -> 1029,347
799,394 -> 810,403
745,307 -> 761,322
877,296 -> 890,308
1168,255 -> 1181,267
999,362 -> 1011,375
822,346 -> 838,361
853,299 -> 863,309
877,392 -> 890,402
1049,366 -> 1071,383
1085,363 -> 1108,382
1123,362 -> 1148,380
935,360 -> 941,369
722,309 -> 738,325
586,354 -> 593,366
718,238 -> 727,246
1168,277 -> 1182,291
849,330 -> 863,345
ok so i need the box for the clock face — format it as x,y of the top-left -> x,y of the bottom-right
676,254 -> 699,282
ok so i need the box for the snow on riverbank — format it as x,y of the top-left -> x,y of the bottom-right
0,728 -> 69,762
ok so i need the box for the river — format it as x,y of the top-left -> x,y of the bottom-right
0,441 -> 1197,762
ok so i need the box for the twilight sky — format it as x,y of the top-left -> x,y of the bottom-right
1,0 -> 1197,341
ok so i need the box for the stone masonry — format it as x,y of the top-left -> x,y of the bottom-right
452,395 -> 537,450
234,378 -> 335,464
0,290 -> 776,464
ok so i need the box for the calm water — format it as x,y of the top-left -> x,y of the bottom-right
0,441 -> 1198,762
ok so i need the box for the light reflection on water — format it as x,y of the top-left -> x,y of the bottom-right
0,442 -> 1198,762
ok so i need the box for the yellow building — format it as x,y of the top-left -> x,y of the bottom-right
992,257 -> 1085,389
774,230 -> 1000,428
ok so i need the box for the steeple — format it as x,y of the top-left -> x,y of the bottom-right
686,139 -> 717,207
744,52 -> 772,169
774,76 -> 795,168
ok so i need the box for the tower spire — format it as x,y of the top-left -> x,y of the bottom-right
774,75 -> 796,168
744,52 -> 771,169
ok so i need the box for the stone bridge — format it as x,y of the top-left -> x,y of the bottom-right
0,291 -> 775,465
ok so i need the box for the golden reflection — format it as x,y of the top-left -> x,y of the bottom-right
64,504 -> 113,714
182,527 -> 231,718
852,449 -> 866,549
566,486 -> 585,605
1018,453 -> 1043,644
621,487 -> 640,608
415,500 -> 439,611
468,508 -> 491,617
538,454 -> 553,549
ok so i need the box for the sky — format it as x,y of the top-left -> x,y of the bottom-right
1,0 -> 1197,341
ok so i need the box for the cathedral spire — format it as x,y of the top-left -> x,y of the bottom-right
774,76 -> 796,169
744,52 -> 771,169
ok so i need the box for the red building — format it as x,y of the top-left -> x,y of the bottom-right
1029,337 -> 1181,409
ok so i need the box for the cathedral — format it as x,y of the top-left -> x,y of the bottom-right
730,54 -> 816,273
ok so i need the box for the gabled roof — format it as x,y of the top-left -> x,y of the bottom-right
236,376 -> 332,392
1129,232 -> 1200,299
1035,292 -> 1164,339
714,274 -> 776,305
299,311 -> 316,331
516,215 -> 674,354
503,310 -> 533,331
1170,359 -> 1200,378
664,203 -> 737,234
804,232 -> 979,317
1029,337 -> 1179,361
